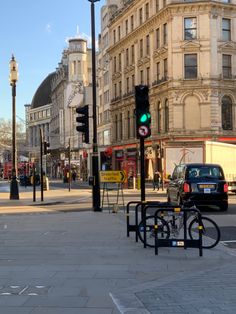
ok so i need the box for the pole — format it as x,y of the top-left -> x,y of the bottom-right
10,81 -> 19,200
68,138 -> 71,192
140,137 -> 145,202
90,0 -> 101,211
33,163 -> 36,202
40,128 -> 44,201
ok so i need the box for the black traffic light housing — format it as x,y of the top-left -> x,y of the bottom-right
43,141 -> 50,155
76,105 -> 89,144
135,85 -> 151,139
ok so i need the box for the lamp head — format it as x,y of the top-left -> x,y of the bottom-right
9,54 -> 18,85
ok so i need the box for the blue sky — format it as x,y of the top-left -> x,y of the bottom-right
0,0 -> 105,122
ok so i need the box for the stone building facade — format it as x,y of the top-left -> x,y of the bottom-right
107,0 -> 236,179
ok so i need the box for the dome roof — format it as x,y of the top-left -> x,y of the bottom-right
31,72 -> 56,109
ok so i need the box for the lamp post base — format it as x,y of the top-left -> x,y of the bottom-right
10,176 -> 19,200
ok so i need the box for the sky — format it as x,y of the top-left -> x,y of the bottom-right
0,0 -> 105,123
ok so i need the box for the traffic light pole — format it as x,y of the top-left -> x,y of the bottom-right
140,137 -> 145,202
90,0 -> 101,211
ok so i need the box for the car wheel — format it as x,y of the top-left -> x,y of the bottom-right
219,203 -> 228,212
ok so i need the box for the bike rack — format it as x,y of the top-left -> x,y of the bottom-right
126,201 -> 166,241
141,205 -> 203,256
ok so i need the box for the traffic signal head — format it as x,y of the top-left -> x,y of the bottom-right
43,141 -> 50,155
135,85 -> 151,138
76,105 -> 89,144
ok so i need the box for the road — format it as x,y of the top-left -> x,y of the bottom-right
1,179 -> 236,248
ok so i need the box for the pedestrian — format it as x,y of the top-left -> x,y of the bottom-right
24,174 -> 28,188
72,171 -> 76,182
153,171 -> 160,191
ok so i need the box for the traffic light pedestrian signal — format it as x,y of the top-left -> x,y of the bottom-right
135,85 -> 151,138
43,141 -> 50,155
76,105 -> 89,144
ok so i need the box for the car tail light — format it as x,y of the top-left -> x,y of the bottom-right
183,182 -> 190,193
224,183 -> 228,193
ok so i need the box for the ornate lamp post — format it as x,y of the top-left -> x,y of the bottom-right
88,0 -> 101,211
9,54 -> 19,200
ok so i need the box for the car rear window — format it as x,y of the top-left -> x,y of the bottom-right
186,166 -> 224,180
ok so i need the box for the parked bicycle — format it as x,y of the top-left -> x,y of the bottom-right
138,202 -> 221,249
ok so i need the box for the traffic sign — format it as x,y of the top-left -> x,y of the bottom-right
100,171 -> 127,183
138,125 -> 150,137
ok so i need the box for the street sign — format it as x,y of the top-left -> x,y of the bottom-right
138,125 -> 150,137
100,170 -> 127,183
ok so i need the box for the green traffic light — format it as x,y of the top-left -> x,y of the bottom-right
140,112 -> 151,123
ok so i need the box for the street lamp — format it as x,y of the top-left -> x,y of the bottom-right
88,0 -> 102,211
9,54 -> 19,200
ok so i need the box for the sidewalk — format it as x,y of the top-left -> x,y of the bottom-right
0,189 -> 235,313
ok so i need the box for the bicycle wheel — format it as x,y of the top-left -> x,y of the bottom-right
188,216 -> 221,249
138,215 -> 170,248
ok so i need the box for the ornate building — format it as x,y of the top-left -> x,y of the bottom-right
107,0 -> 236,179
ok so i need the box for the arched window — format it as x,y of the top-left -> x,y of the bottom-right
222,96 -> 233,130
164,100 -> 169,132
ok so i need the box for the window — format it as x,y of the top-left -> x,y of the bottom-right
184,17 -> 197,40
113,56 -> 117,72
156,0 -> 159,12
222,54 -> 232,78
139,8 -> 143,25
145,3 -> 149,20
132,74 -> 135,90
127,111 -> 131,139
118,53 -> 121,71
118,26 -> 121,40
113,29 -> 116,43
163,0 -> 167,7
157,102 -> 161,133
114,83 -> 117,99
140,39 -> 143,58
140,70 -> 144,84
147,67 -> 150,86
126,77 -> 130,93
184,54 -> 197,79
131,15 -> 134,31
146,34 -> 150,55
163,23 -> 168,45
119,113 -> 123,139
156,28 -> 160,49
157,62 -> 160,80
131,45 -> 135,64
222,96 -> 233,130
126,48 -> 129,66
164,100 -> 169,133
119,81 -> 122,97
125,19 -> 128,35
164,59 -> 168,79
115,115 -> 118,141
222,18 -> 231,41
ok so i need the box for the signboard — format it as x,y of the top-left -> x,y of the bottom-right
100,170 -> 127,183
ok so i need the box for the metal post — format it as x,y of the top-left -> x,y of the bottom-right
68,138 -> 71,192
89,0 -> 101,211
33,163 -> 36,202
40,128 -> 44,201
9,81 -> 19,200
140,137 -> 145,202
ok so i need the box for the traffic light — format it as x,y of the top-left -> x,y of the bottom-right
135,85 -> 151,139
43,141 -> 50,155
76,105 -> 89,144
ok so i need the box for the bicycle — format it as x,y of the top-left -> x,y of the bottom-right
138,203 -> 221,249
